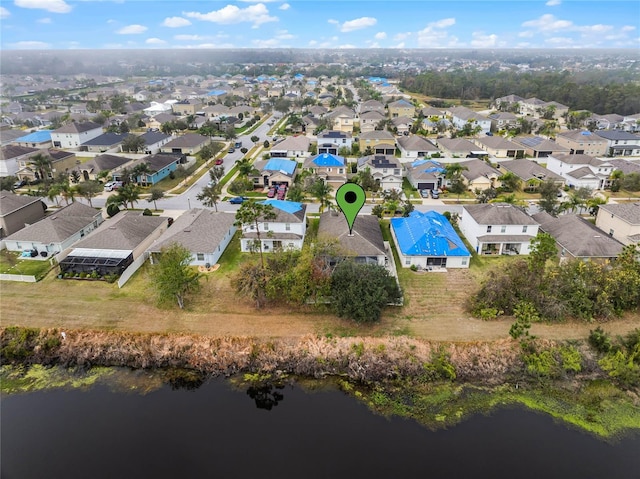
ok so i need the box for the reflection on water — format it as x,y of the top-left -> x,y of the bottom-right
246,382 -> 286,410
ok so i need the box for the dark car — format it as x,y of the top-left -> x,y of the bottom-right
229,196 -> 245,204
13,180 -> 26,189
228,147 -> 235,154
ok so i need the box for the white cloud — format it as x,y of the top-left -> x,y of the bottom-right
37,17 -> 51,23
308,40 -> 317,46
238,0 -> 278,2
470,32 -> 502,48
546,36 -> 575,45
183,4 -> 277,28
162,16 -> 191,28
340,16 -> 377,33
146,38 -> 167,45
546,0 -> 561,5
252,38 -> 281,48
338,44 -> 356,49
275,29 -> 294,40
0,6 -> 10,18
179,42 -> 235,49
622,26 -> 636,32
522,14 -> 572,32
116,24 -> 148,34
394,42 -> 405,49
518,30 -> 534,38
10,40 -> 51,48
394,32 -> 411,41
279,3 -> 290,10
14,0 -> 71,13
578,24 -> 613,34
174,34 -> 206,41
327,19 -> 339,25
367,41 -> 380,48
374,32 -> 387,40
417,18 -> 459,48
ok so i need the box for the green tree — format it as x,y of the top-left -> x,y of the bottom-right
330,261 -> 401,323
29,153 -> 53,185
209,165 -> 225,185
196,183 -> 222,212
228,177 -> 254,195
147,187 -> 165,211
150,243 -> 202,309
75,180 -> 102,207
232,261 -> 268,309
118,183 -> 141,209
234,201 -> 277,268
235,158 -> 256,177
121,134 -> 146,153
310,179 -> 333,212
250,135 -> 260,144
498,171 -> 521,193
538,179 -> 561,216
286,184 -> 305,202
528,232 -> 558,271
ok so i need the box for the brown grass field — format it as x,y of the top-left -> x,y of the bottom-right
1,254 -> 637,342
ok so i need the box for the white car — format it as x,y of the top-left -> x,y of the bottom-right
104,181 -> 123,192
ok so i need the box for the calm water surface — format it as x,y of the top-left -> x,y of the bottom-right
2,379 -> 639,479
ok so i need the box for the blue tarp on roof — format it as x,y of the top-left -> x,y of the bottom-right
207,90 -> 227,96
312,153 -> 345,167
294,73 -> 304,79
368,76 -> 386,83
391,211 -> 470,257
15,130 -> 52,143
261,199 -> 303,214
411,159 -> 445,173
264,158 -> 297,175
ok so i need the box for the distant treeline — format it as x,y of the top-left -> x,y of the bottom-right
401,70 -> 640,115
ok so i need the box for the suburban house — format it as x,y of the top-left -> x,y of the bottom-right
387,99 -> 415,118
499,159 -> 565,191
391,116 -> 414,135
270,136 -> 311,159
519,98 -> 568,119
12,130 -> 53,149
125,153 -> 183,186
138,131 -> 173,154
555,130 -> 608,157
358,110 -> 386,133
80,132 -> 129,153
594,130 -> 640,157
0,190 -> 47,239
511,136 -> 570,159
459,158 -> 502,191
421,106 -> 446,120
172,99 -> 204,116
317,211 -> 388,266
2,202 -> 103,257
359,100 -> 386,115
488,112 -> 519,132
79,154 -> 134,181
239,200 -> 307,253
302,153 -> 347,189
472,137 -> 525,158
359,130 -> 396,155
397,135 -> 439,162
591,113 -> 625,131
317,131 -> 353,155
545,153 -> 614,190
51,122 -> 103,149
326,106 -> 356,134
1,145 -> 39,178
595,203 -> 640,246
608,159 -> 640,176
448,106 -> 491,135
405,159 -> 445,192
143,101 -> 175,116
15,149 -> 77,183
533,212 -> 625,262
391,210 -> 471,269
459,203 -> 540,255
160,134 -> 210,156
59,212 -> 169,277
435,138 -> 487,158
492,94 -> 525,111
148,209 -> 236,267
145,113 -> 175,130
357,154 -> 403,192
251,158 -> 298,188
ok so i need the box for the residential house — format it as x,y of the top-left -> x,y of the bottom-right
595,203 -> 640,246
144,113 -> 175,130
359,100 -> 385,115
317,131 -> 353,155
458,159 -> 502,191
397,136 -> 439,162
499,159 -> 565,191
126,153 -> 183,186
459,203 -> 539,255
303,153 -> 347,189
608,159 -> 640,176
0,129 -> 28,147
148,209 -> 236,266
317,211 -> 387,266
307,105 -> 328,118
519,98 -> 548,117
326,106 -> 356,134
472,137 -> 525,159
357,154 -> 403,192
59,212 -> 169,277
511,136 -> 570,159
270,136 -> 311,159
545,153 -> 614,190
391,210 -> 471,269
359,130 -> 396,155
448,106 -> 491,135
533,212 -> 625,262
591,113 -> 625,131
555,130 -> 608,157
0,190 -> 47,239
1,145 -> 39,178
387,99 -> 415,118
358,110 -> 386,133
239,200 -> 307,253
138,131 -> 173,154
51,122 -> 103,149
594,131 -> 640,157
3,202 -> 103,257
251,158 -> 298,188
15,149 -> 77,183
436,138 -> 487,158
391,116 -> 414,135
488,112 -> 519,132
405,159 -> 445,192
172,100 -> 204,116
160,134 -> 210,156
420,106 -> 446,120
492,95 -> 525,111
79,154 -> 134,181
12,130 -> 52,149
80,132 -> 129,153
143,101 -> 175,115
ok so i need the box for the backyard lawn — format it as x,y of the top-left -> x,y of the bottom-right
0,251 -> 54,279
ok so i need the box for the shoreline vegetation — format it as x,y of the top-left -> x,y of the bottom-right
2,326 -> 639,439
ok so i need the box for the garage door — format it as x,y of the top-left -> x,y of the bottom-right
417,182 -> 435,190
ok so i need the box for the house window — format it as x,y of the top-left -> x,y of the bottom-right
486,225 -> 492,233
285,223 -> 291,231
197,253 -> 205,261
462,259 -> 468,265
522,225 -> 528,233
263,223 -> 269,230
405,259 -> 411,265
501,226 -> 506,233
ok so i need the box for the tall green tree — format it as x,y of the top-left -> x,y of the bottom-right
196,183 -> 222,212
147,187 -> 165,211
121,134 -> 146,153
538,179 -> 561,216
498,171 -> 521,193
150,243 -> 202,309
29,153 -> 53,185
234,201 -> 277,269
117,183 -> 141,209
75,180 -> 102,207
309,179 -> 333,213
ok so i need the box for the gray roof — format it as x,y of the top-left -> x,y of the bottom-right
567,166 -> 599,179
131,153 -> 182,172
358,154 -> 400,169
54,122 -> 102,134
594,130 -> 640,141
81,132 -> 128,147
437,138 -> 484,154
459,158 -> 501,181
0,145 -> 39,161
556,130 -> 607,143
359,110 -> 386,121
318,211 -> 385,257
513,136 -> 569,152
83,154 -> 132,173
139,131 -> 172,144
162,134 -> 208,148
464,203 -> 539,225
532,212 -> 624,258
500,159 -> 564,183
270,135 -> 310,152
598,203 -> 640,225
608,159 -> 640,175
0,190 -> 44,216
4,202 -> 101,243
552,153 -> 608,167
360,130 -> 395,141
474,137 -> 525,151
72,212 -> 166,250
397,135 -> 439,152
148,209 -> 236,254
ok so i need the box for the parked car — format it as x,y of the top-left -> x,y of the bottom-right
430,190 -> 440,199
104,181 -> 123,192
267,187 -> 276,198
420,189 -> 430,198
13,179 -> 26,189
229,196 -> 246,204
215,159 -> 223,165
227,147 -> 235,154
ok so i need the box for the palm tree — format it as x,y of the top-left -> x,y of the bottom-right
29,153 -> 53,185
118,183 -> 141,209
498,171 -> 521,193
311,179 -> 333,213
235,158 -> 256,177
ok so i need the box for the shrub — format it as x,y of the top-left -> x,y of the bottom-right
142,208 -> 153,216
589,327 -> 614,354
106,203 -> 120,217
410,264 -> 418,272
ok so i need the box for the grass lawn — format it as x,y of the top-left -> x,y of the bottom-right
0,251 -> 54,279
154,158 -> 205,192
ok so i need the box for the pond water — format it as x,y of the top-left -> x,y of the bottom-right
2,377 -> 639,479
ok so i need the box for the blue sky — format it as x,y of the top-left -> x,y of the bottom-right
1,1 -> 638,50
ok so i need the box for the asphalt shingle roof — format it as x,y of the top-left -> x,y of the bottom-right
318,211 -> 386,257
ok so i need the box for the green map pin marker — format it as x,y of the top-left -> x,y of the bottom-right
336,183 -> 366,235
